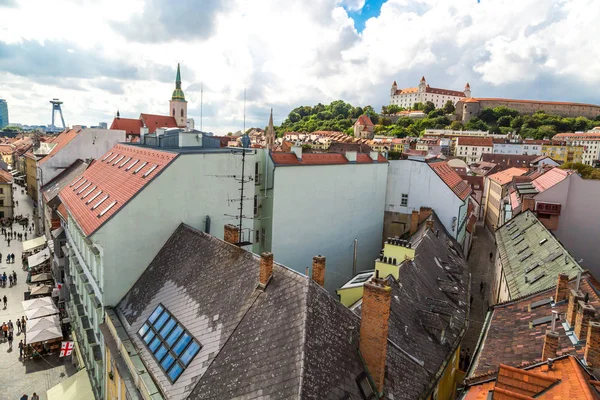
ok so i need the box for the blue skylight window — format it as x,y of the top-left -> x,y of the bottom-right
137,304 -> 202,383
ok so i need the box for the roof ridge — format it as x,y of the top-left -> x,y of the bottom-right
498,363 -> 559,382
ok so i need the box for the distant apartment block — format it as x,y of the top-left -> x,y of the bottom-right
553,130 -> 600,166
0,99 -> 8,129
455,137 -> 493,164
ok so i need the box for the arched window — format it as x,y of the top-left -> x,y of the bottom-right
180,109 -> 184,117
172,108 -> 175,116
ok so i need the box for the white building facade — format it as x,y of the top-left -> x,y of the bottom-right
553,131 -> 600,166
492,142 -> 543,156
390,76 -> 471,109
455,137 -> 493,164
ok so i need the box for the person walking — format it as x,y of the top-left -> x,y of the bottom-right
2,321 -> 7,339
8,275 -> 12,287
31,393 -> 39,400
13,270 -> 16,284
16,318 -> 21,334
18,339 -> 23,357
21,316 -> 26,335
2,295 -> 6,308
8,331 -> 13,348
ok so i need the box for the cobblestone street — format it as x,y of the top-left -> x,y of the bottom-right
461,222 -> 497,366
0,186 -> 75,400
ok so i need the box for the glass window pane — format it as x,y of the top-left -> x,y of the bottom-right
159,318 -> 176,339
149,337 -> 161,353
138,323 -> 150,337
180,341 -> 201,366
153,312 -> 170,331
166,325 -> 183,346
161,353 -> 175,371
148,305 -> 164,323
173,333 -> 191,356
168,363 -> 183,382
155,345 -> 168,361
143,330 -> 156,345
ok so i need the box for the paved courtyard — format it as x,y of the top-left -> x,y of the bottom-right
0,186 -> 76,400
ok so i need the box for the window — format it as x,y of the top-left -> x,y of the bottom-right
0,200 -> 3,206
0,188 -> 3,194
180,109 -> 184,117
356,372 -> 376,399
172,108 -> 175,116
138,304 -> 202,383
254,195 -> 258,216
401,193 -> 408,207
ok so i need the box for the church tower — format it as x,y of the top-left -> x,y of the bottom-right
266,108 -> 275,150
418,76 -> 427,93
464,82 -> 471,98
169,63 -> 188,128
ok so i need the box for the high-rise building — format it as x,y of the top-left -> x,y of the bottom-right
0,99 -> 8,129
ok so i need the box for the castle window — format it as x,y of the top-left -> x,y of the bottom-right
181,109 -> 184,117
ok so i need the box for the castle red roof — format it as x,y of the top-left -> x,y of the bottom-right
110,117 -> 143,135
140,114 -> 179,133
59,144 -> 178,236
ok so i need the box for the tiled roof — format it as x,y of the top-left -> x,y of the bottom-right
24,150 -> 37,160
481,153 -> 540,167
460,98 -> 600,107
494,210 -> 583,299
554,132 -> 600,140
271,152 -> 386,166
425,86 -> 466,97
532,167 -> 570,192
140,114 -> 178,132
456,137 -> 493,147
0,169 -> 12,183
38,128 -> 83,165
356,114 -> 374,126
469,274 -> 600,378
59,144 -> 178,236
56,203 -> 67,221
466,357 -> 598,399
110,117 -> 143,135
0,144 -> 15,154
488,167 -> 528,185
429,161 -> 472,200
327,142 -> 372,153
41,159 -> 89,203
393,87 -> 418,95
115,224 -> 367,399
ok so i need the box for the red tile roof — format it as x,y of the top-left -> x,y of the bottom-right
56,203 -> 68,221
39,128 -> 82,165
532,167 -> 570,192
140,114 -> 179,132
553,132 -> 600,140
460,98 -> 600,107
59,144 -> 178,236
488,168 -> 528,185
429,161 -> 472,200
0,169 -> 12,183
425,86 -> 466,97
0,144 -> 15,155
356,115 -> 374,127
271,152 -> 386,166
110,117 -> 143,135
456,137 -> 494,147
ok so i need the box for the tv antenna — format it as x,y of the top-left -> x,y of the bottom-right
200,83 -> 203,132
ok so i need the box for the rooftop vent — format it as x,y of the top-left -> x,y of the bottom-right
119,157 -> 131,168
86,190 -> 102,205
133,161 -> 148,175
107,153 -> 119,163
539,238 -> 548,245
98,200 -> 117,218
81,185 -> 97,199
520,252 -> 533,262
77,182 -> 91,195
112,155 -> 125,165
143,165 -> 158,178
73,179 -> 87,191
529,272 -> 545,285
101,152 -> 113,162
70,176 -> 84,187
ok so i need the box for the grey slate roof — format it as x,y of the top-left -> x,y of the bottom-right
116,224 -> 366,399
354,214 -> 470,399
495,210 -> 583,299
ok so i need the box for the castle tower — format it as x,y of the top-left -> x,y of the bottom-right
418,76 -> 427,93
390,81 -> 397,97
169,63 -> 188,128
464,82 -> 471,98
266,108 -> 275,150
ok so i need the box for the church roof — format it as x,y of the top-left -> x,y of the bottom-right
110,117 -> 143,135
140,114 -> 178,132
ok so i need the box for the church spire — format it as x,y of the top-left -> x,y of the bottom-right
266,108 -> 275,150
171,63 -> 185,101
176,63 -> 181,88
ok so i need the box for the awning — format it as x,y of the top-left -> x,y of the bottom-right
51,226 -> 64,239
47,368 -> 94,400
28,247 -> 51,268
30,285 -> 53,296
23,235 -> 47,252
22,296 -> 54,311
25,303 -> 59,319
26,325 -> 62,344
31,272 -> 54,283
27,314 -> 61,333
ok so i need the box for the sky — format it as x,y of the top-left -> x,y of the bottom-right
1,0 -> 600,134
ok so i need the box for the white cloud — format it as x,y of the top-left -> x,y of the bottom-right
0,0 -> 600,133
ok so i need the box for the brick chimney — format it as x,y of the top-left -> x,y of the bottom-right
555,273 -> 570,303
585,321 -> 600,367
359,274 -> 392,395
224,224 -> 239,245
410,210 -> 419,235
575,301 -> 596,340
522,197 -> 535,212
418,207 -> 432,224
311,255 -> 326,287
258,252 -> 273,289
542,330 -> 559,360
567,289 -> 585,327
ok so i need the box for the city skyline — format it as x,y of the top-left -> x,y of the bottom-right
1,0 -> 599,134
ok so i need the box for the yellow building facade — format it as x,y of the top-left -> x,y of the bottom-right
25,152 -> 38,202
542,143 -> 584,164
0,170 -> 13,219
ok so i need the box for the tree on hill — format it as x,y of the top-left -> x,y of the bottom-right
442,100 -> 455,114
561,162 -> 600,180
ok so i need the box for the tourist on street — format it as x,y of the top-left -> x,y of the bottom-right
13,270 -> 17,284
16,318 -> 21,334
20,394 -> 27,400
8,331 -> 13,348
8,275 -> 12,287
18,339 -> 23,357
11,254 -> 14,263
2,295 -> 6,308
7,238 -> 10,247
2,322 -> 7,339
21,316 -> 26,334
24,232 -> 27,240
31,393 -> 39,400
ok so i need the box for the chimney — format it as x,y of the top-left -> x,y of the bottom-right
585,321 -> 600,367
345,151 -> 357,163
574,301 -> 596,340
555,273 -> 570,303
418,207 -> 432,224
224,224 -> 239,245
291,145 -> 302,160
426,219 -> 434,231
359,274 -> 391,395
311,255 -> 326,287
410,210 -> 419,235
522,197 -> 535,212
567,289 -> 585,327
259,252 -> 273,288
542,330 -> 559,360
140,127 -> 149,144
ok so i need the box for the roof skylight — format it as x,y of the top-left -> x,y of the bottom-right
70,176 -> 84,187
107,154 -> 119,163
126,160 -> 139,171
143,165 -> 158,178
77,182 -> 92,195
137,304 -> 202,383
113,155 -> 125,165
86,190 -> 103,205
91,194 -> 109,210
81,185 -> 97,199
98,200 -> 117,218
101,152 -> 113,161
119,157 -> 132,168
133,161 -> 148,174
73,179 -> 87,191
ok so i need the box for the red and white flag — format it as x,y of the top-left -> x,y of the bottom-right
60,341 -> 74,357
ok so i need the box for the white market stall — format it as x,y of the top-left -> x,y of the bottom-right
27,247 -> 51,269
25,303 -> 60,319
22,235 -> 47,253
21,297 -> 54,311
27,314 -> 61,333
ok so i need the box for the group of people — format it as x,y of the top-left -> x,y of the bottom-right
1,252 -> 16,264
1,316 -> 27,351
20,393 -> 39,400
0,270 -> 17,287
